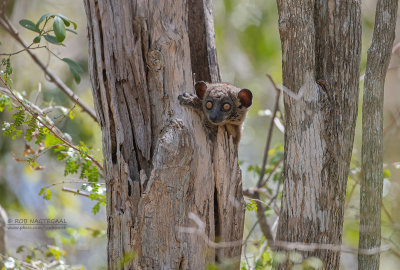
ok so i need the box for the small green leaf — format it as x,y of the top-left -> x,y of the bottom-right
44,188 -> 52,200
62,58 -> 83,83
56,14 -> 77,29
44,133 -> 62,148
383,168 -> 391,179
92,201 -> 100,215
53,16 -> 66,42
36,13 -> 54,27
44,35 -> 61,44
33,35 -> 41,43
19,19 -> 40,33
16,245 -> 25,253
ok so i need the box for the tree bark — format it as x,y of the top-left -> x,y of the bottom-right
359,0 -> 398,269
275,0 -> 362,268
83,1 -> 245,269
0,205 -> 7,258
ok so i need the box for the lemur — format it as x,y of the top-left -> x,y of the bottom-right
178,81 -> 253,144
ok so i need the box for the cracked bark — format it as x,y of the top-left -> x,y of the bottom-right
359,0 -> 398,269
276,0 -> 362,268
83,1 -> 245,269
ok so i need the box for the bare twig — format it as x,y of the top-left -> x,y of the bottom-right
179,212 -> 391,255
259,155 -> 283,187
42,180 -> 106,190
0,44 -> 47,56
243,220 -> 259,266
243,188 -> 279,215
252,74 -> 282,249
62,187 -> 98,198
0,15 -> 98,122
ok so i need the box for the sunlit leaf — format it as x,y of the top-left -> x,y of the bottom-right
56,14 -> 77,29
53,16 -> 66,42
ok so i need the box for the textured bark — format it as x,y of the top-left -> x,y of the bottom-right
275,0 -> 362,268
83,1 -> 244,269
0,205 -> 6,257
359,0 -> 398,269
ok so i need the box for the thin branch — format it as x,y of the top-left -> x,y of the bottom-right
257,75 -> 281,188
259,156 -> 283,187
42,180 -> 106,190
0,15 -> 98,123
0,44 -> 47,56
243,220 -> 259,267
179,212 -> 392,255
0,79 -> 103,172
252,74 -> 282,249
243,188 -> 279,215
62,187 -> 99,198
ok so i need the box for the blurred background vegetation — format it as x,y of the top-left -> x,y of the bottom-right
0,0 -> 399,269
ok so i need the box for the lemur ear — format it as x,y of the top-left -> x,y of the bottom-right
195,81 -> 207,100
238,89 -> 253,108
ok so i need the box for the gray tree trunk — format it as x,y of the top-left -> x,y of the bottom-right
359,0 -> 398,269
275,0 -> 362,268
83,1 -> 245,269
0,205 -> 7,258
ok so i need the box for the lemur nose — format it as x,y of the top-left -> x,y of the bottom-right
210,115 -> 217,122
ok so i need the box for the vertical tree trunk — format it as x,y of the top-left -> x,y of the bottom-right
0,205 -> 7,258
359,0 -> 398,269
84,1 -> 245,269
276,0 -> 361,268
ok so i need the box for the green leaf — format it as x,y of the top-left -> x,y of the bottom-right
56,14 -> 77,29
39,187 -> 52,200
44,188 -> 52,200
36,13 -> 54,27
62,58 -> 83,83
16,245 -> 25,253
19,19 -> 40,33
43,35 -> 61,45
33,35 -> 41,43
383,168 -> 391,179
44,133 -> 62,148
53,16 -> 66,42
92,201 -> 101,215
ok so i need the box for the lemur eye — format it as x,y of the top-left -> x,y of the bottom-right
206,101 -> 213,109
223,103 -> 231,111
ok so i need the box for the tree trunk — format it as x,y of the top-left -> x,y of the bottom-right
275,0 -> 361,268
359,0 -> 398,269
0,205 -> 7,258
83,1 -> 245,269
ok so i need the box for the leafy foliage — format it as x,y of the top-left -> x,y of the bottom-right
0,244 -> 84,269
17,13 -> 82,83
0,54 -> 104,214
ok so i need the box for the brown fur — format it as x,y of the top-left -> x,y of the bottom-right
178,81 -> 252,145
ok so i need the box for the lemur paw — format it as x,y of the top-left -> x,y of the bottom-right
178,92 -> 197,106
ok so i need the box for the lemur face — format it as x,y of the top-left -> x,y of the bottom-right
195,81 -> 252,126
